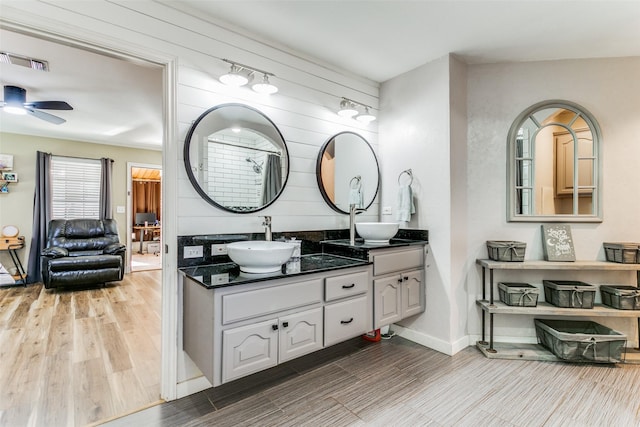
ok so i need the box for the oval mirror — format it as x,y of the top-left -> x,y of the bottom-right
316,131 -> 380,214
184,103 -> 289,213
507,100 -> 602,222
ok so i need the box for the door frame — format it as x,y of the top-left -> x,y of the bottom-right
0,19 -> 180,401
126,162 -> 162,273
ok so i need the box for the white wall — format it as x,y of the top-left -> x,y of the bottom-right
466,57 -> 640,343
379,55 -> 458,353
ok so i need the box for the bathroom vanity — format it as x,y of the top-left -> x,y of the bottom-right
181,254 -> 372,386
179,230 -> 428,387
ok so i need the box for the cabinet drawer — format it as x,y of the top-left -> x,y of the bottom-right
325,271 -> 369,302
373,247 -> 423,276
222,278 -> 323,325
324,296 -> 368,346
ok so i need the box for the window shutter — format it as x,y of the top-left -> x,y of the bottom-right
51,156 -> 101,220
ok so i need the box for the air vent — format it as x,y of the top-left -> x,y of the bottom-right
0,52 -> 49,71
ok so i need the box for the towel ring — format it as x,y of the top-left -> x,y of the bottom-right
398,169 -> 413,185
350,175 -> 362,188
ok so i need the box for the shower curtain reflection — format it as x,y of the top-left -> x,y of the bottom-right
261,154 -> 282,205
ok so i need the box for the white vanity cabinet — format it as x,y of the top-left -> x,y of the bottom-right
371,246 -> 426,329
183,264 -> 372,387
222,307 -> 323,383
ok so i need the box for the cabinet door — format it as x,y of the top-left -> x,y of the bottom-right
373,277 -> 402,329
222,318 -> 278,383
279,307 -> 323,363
402,269 -> 424,319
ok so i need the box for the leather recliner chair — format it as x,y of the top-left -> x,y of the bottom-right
41,219 -> 126,289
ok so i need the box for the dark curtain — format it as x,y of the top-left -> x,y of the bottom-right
99,157 -> 114,219
261,154 -> 282,205
26,151 -> 51,284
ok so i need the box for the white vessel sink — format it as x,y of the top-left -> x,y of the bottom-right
355,222 -> 400,244
226,241 -> 295,273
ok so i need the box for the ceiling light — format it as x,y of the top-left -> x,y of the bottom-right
356,107 -> 376,123
219,63 -> 249,87
3,105 -> 27,115
338,99 -> 358,117
252,74 -> 278,95
338,97 -> 376,123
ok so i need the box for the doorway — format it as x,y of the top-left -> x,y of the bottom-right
127,163 -> 162,272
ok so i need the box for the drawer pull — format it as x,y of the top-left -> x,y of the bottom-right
340,318 -> 354,325
282,321 -> 289,328
272,324 -> 279,331
342,283 -> 355,289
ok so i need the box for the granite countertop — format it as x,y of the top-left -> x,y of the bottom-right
179,253 -> 371,289
321,238 -> 428,250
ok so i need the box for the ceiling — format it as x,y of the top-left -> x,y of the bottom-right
1,1 -> 639,148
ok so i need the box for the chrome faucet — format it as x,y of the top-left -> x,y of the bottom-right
263,216 -> 272,241
349,204 -> 366,245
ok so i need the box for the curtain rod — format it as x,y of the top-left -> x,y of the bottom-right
207,139 -> 281,156
52,153 -> 114,163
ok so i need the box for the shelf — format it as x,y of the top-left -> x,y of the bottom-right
477,300 -> 640,318
477,259 -> 640,271
477,341 -> 640,364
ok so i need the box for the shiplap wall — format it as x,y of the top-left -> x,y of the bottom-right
2,0 -> 380,236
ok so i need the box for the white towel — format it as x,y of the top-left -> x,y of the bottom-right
349,187 -> 364,208
396,184 -> 415,222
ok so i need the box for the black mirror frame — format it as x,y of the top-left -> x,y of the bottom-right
315,131 -> 380,214
183,103 -> 290,214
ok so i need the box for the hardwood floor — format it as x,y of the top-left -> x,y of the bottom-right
0,270 -> 162,427
103,336 -> 640,427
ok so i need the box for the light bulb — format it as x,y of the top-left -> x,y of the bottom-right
356,107 -> 376,123
338,99 -> 358,118
252,74 -> 278,94
219,65 -> 248,87
3,105 -> 27,115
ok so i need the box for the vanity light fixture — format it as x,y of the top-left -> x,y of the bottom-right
356,106 -> 376,123
252,73 -> 278,94
219,59 -> 279,94
337,98 -> 359,117
338,97 -> 376,122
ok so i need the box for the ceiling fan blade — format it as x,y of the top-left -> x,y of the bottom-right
27,108 -> 66,125
25,101 -> 73,110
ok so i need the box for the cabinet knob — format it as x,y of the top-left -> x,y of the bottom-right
282,321 -> 289,328
340,318 -> 354,325
397,278 -> 403,283
342,283 -> 355,289
272,324 -> 279,331
403,276 -> 409,281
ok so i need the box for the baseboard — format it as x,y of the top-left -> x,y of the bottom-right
393,325 -> 470,356
176,375 -> 211,399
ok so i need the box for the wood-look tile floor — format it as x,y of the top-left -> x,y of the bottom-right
0,270 -> 162,427
103,335 -> 640,427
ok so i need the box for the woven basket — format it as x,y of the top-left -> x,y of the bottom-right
486,240 -> 526,262
603,242 -> 640,264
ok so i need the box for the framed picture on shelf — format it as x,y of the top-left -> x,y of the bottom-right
541,224 -> 576,261
2,172 -> 17,182
0,154 -> 13,170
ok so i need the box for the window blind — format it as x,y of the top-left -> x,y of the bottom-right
51,156 -> 101,219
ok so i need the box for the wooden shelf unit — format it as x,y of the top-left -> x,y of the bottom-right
476,259 -> 640,363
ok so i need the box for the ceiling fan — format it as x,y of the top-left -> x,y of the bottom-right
0,85 -> 73,124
